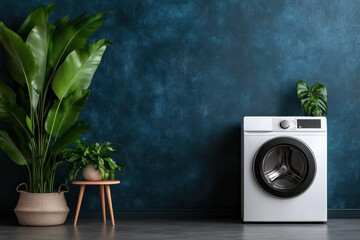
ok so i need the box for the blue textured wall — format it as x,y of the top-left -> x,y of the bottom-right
0,0 -> 358,211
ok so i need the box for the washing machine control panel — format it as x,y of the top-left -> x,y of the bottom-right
243,117 -> 326,132
272,118 -> 323,131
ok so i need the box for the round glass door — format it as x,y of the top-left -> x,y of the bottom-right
253,137 -> 316,198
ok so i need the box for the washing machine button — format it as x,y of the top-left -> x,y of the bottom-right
280,120 -> 290,129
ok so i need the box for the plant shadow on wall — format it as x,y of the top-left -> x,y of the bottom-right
0,3 -> 112,194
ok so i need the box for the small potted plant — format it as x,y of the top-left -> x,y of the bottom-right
63,140 -> 129,181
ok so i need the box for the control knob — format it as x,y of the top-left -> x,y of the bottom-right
280,120 -> 290,129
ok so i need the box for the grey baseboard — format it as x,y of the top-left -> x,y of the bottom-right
69,209 -> 241,219
0,209 -> 241,219
69,209 -> 360,219
328,209 -> 360,219
0,210 -> 15,219
1,209 -> 360,219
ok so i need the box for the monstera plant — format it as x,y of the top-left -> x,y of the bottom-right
0,4 -> 112,193
296,80 -> 327,116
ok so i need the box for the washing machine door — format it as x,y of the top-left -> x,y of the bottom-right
253,137 -> 316,198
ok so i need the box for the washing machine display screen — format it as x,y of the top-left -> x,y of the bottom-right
297,119 -> 321,128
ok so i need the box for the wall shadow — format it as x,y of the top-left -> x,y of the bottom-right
200,124 -> 241,209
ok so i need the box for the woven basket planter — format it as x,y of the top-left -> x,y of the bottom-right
14,183 -> 70,226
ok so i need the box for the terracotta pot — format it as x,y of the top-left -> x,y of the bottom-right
82,164 -> 102,181
14,183 -> 70,226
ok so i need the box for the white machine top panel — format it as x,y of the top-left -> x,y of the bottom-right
243,116 -> 327,132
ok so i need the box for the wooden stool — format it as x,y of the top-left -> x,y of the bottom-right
72,180 -> 120,226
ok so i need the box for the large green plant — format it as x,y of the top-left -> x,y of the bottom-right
296,80 -> 327,116
0,4 -> 112,192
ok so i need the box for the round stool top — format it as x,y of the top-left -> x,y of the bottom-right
72,180 -> 120,185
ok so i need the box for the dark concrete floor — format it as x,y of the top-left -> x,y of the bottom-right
0,219 -> 359,240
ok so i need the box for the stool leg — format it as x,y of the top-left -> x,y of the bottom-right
74,185 -> 86,226
100,185 -> 106,222
105,185 -> 115,226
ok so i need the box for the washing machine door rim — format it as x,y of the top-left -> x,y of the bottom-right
253,137 -> 316,198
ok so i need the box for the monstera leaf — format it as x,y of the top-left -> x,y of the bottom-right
296,80 -> 327,116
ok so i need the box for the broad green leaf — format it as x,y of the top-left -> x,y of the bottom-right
51,39 -> 110,99
51,121 -> 91,155
0,130 -> 27,165
16,86 -> 39,111
71,12 -> 86,26
0,22 -> 37,88
7,129 -> 31,162
296,80 -> 327,116
27,23 -> 55,94
55,15 -> 70,28
45,89 -> 90,137
26,115 -> 33,134
49,12 -> 110,70
17,3 -> 55,39
30,85 -> 40,109
0,100 -> 32,139
16,87 -> 30,115
0,77 -> 16,102
0,97 -> 31,160
0,22 -> 38,108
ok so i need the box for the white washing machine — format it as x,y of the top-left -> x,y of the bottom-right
241,116 -> 327,222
